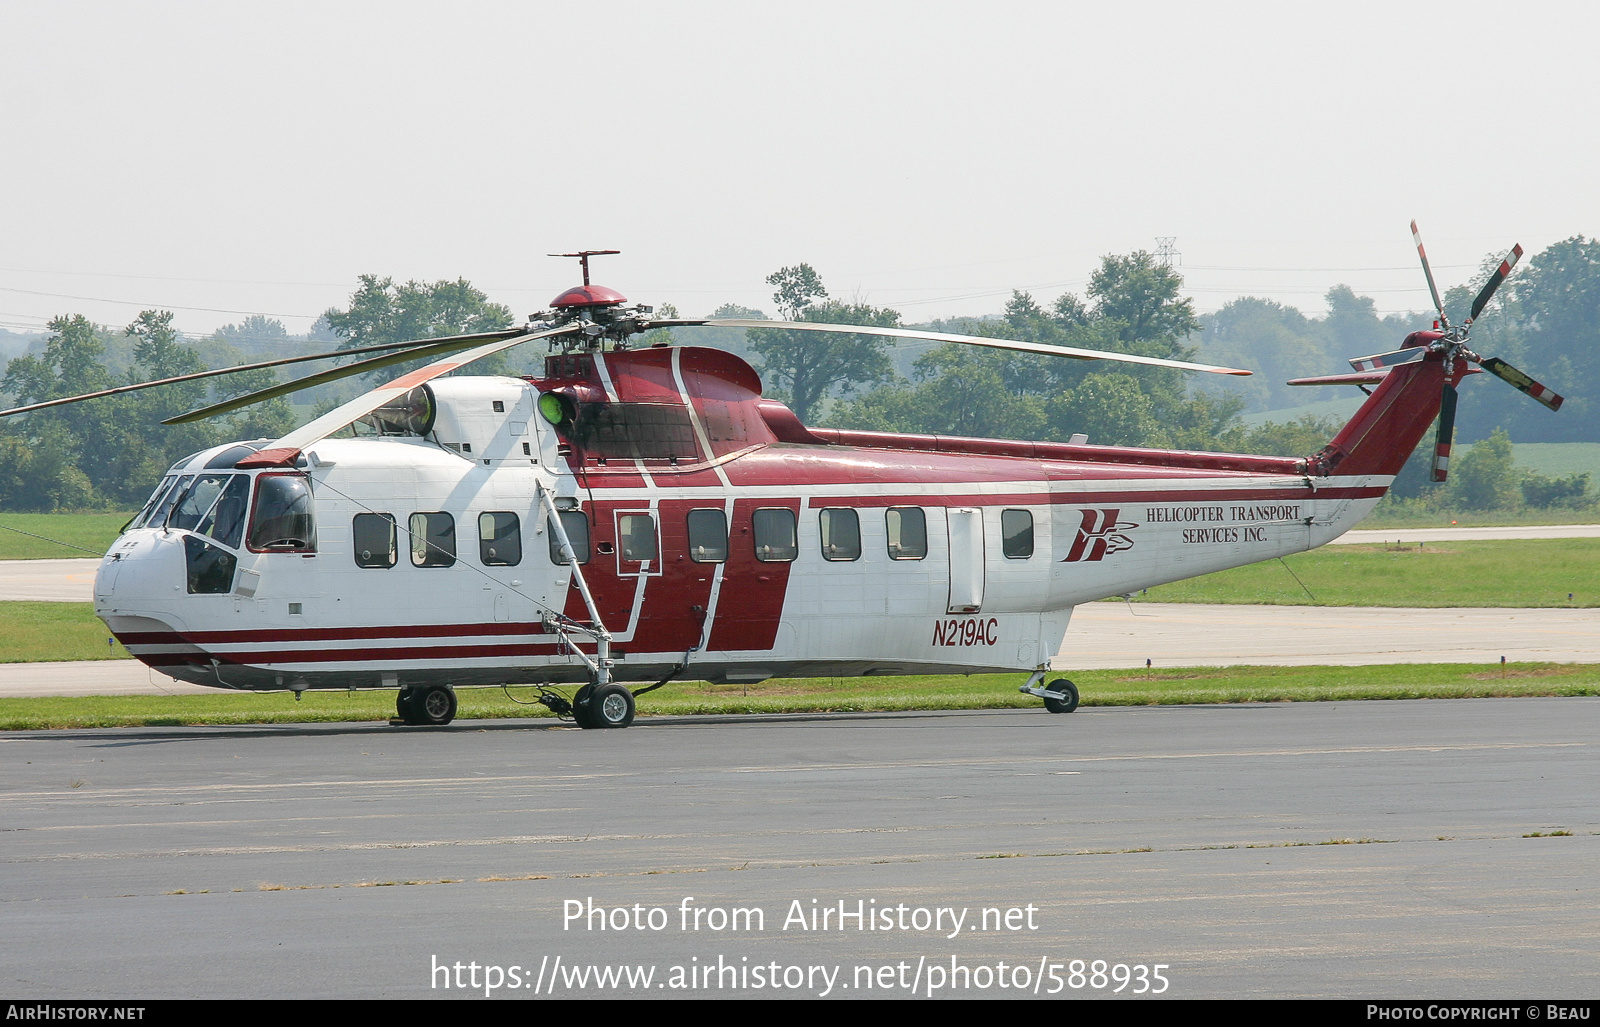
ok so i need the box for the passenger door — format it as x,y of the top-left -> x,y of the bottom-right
947,507 -> 985,614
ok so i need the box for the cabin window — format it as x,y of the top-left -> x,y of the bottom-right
618,513 -> 658,563
547,510 -> 590,565
571,403 -> 697,460
479,512 -> 522,567
753,507 -> 798,562
352,513 -> 398,569
409,512 -> 456,568
818,508 -> 861,561
1002,509 -> 1034,559
247,474 -> 316,553
886,506 -> 927,560
686,509 -> 728,563
183,535 -> 237,594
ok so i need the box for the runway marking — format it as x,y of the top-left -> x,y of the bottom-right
0,771 -> 636,803
723,741 -> 1588,774
0,807 -> 587,832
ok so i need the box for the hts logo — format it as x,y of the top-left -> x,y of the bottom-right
1063,509 -> 1138,562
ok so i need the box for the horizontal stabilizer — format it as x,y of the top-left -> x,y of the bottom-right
1288,370 -> 1392,387
1291,367 -> 1480,387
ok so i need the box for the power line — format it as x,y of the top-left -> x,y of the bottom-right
0,265 -> 357,288
0,285 -> 316,320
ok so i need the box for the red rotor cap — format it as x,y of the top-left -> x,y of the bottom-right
551,284 -> 627,309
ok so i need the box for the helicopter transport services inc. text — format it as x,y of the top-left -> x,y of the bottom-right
1143,503 -> 1304,545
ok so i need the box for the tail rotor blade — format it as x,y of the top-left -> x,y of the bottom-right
1480,356 -> 1564,411
1469,244 -> 1524,322
1411,219 -> 1447,322
1431,383 -> 1458,482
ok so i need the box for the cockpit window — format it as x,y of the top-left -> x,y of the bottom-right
147,475 -> 194,530
168,474 -> 232,533
165,474 -> 252,550
197,475 -> 251,550
247,474 -> 316,553
129,476 -> 179,530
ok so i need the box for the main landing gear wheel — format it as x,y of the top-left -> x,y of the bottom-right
1042,679 -> 1079,714
573,682 -> 635,729
398,684 -> 457,725
570,684 -> 598,729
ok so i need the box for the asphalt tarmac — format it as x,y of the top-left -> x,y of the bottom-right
3,698 -> 1596,999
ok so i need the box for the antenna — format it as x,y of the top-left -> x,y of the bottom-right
550,250 -> 621,286
1155,237 -> 1180,267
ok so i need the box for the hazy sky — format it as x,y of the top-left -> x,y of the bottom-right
3,1 -> 1597,339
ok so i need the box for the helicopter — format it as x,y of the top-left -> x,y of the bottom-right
0,234 -> 1564,728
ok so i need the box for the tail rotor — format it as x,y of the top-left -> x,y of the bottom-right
1402,223 -> 1564,482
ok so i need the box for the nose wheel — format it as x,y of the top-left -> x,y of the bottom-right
1019,671 -> 1080,714
1041,679 -> 1079,714
395,684 -> 458,726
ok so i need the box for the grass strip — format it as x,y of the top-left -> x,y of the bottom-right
0,513 -> 134,560
1132,538 -> 1600,607
0,602 -> 129,663
2,663 -> 1597,730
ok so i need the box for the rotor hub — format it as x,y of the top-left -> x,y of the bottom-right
551,284 -> 629,310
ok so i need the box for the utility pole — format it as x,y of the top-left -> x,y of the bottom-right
1155,237 -> 1181,268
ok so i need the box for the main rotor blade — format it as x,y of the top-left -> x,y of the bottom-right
1431,382 -> 1458,482
1411,219 -> 1447,322
237,323 -> 581,465
1479,356 -> 1564,411
697,319 -> 1252,376
163,327 -> 536,424
0,329 -> 526,420
1469,243 -> 1524,322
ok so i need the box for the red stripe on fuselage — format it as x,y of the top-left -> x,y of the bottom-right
560,497 -> 718,654
115,621 -> 548,646
132,641 -> 570,667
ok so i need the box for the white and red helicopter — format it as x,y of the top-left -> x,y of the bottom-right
2,231 -> 1563,728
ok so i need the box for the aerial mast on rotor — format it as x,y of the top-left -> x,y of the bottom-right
550,249 -> 621,286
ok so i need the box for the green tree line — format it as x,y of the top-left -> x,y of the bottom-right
2,242 -> 1592,514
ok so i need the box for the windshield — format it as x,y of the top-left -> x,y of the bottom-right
164,474 -> 252,550
128,476 -> 179,530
